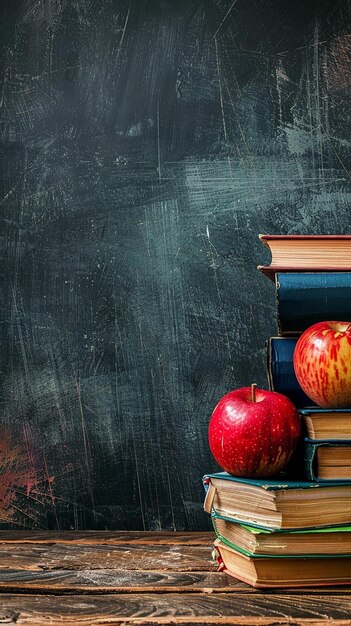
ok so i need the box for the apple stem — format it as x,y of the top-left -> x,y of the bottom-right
346,323 -> 351,332
251,383 -> 257,403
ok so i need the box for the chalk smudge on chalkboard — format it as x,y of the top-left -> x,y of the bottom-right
0,427 -> 55,528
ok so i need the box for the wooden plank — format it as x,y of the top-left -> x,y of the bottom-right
0,543 -> 215,571
0,531 -> 213,545
0,593 -> 350,624
0,569 -> 246,593
0,569 -> 349,595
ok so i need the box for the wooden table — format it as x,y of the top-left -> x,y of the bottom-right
0,531 -> 349,624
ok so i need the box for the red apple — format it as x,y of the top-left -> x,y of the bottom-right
293,321 -> 351,408
208,385 -> 301,478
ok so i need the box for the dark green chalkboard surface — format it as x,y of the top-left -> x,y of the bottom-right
0,0 -> 350,530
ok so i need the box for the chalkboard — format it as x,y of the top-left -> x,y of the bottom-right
0,0 -> 350,530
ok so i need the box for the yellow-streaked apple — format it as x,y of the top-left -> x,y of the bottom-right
293,321 -> 351,408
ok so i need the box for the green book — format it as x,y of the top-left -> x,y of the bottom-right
203,472 -> 351,531
211,516 -> 351,558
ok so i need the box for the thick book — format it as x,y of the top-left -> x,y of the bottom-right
203,472 -> 351,530
213,538 -> 351,588
301,408 -> 351,440
212,516 -> 351,557
258,234 -> 351,280
305,439 -> 351,481
267,337 -> 314,408
275,272 -> 351,336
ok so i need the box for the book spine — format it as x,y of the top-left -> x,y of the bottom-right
304,439 -> 351,482
304,439 -> 320,481
266,337 -> 315,408
276,272 -> 351,336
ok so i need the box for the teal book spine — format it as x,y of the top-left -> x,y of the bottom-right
276,272 -> 351,336
304,439 -> 351,482
203,471 -> 351,489
300,409 -> 351,415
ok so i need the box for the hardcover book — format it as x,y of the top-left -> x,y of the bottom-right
275,272 -> 351,336
213,538 -> 351,588
212,516 -> 351,556
305,439 -> 351,481
203,472 -> 351,530
258,234 -> 351,280
300,408 -> 351,440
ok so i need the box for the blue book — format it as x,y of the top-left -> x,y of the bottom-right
276,272 -> 351,335
267,337 -> 314,408
203,472 -> 351,531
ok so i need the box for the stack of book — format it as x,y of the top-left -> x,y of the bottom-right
262,235 -> 351,483
203,234 -> 351,588
203,472 -> 351,587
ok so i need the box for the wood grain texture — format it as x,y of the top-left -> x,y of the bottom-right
0,568 -> 244,594
0,531 -> 215,573
0,531 -> 347,624
0,543 -> 216,571
0,532 -> 348,596
0,593 -> 351,625
0,531 -> 213,545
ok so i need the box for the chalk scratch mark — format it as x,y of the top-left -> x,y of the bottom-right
213,0 -> 239,39
331,146 -> 351,180
133,435 -> 146,530
43,453 -> 59,529
11,287 -> 30,384
314,20 -> 325,187
0,139 -> 56,209
165,461 -> 176,532
214,37 -> 228,141
205,225 -> 232,361
157,99 -> 162,182
115,2 -> 131,66
72,370 -> 96,519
